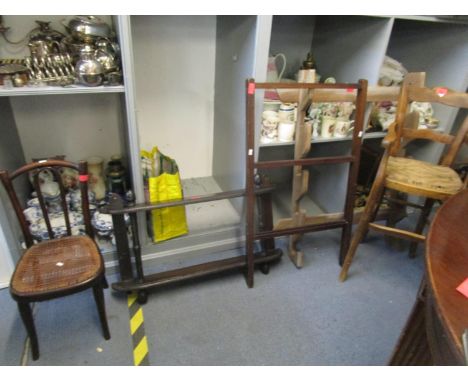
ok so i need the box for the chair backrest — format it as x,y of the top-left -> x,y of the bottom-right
389,72 -> 468,166
0,159 -> 94,248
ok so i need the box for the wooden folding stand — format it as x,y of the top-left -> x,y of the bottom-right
244,79 -> 369,284
105,186 -> 283,303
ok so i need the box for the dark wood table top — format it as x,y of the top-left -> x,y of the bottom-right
426,188 -> 468,360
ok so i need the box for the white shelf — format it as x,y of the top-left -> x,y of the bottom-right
259,131 -> 387,147
0,84 -> 125,97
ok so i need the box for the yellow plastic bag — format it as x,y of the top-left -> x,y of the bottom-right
141,147 -> 188,243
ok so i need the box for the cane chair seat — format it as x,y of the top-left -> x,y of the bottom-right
385,156 -> 463,200
11,235 -> 103,298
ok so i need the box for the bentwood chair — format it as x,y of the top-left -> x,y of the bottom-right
340,73 -> 468,281
0,159 -> 110,360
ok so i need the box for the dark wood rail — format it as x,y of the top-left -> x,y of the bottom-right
102,186 -> 275,215
255,156 -> 354,169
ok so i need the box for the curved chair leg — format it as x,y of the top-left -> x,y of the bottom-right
17,302 -> 39,361
408,198 -> 435,258
92,281 -> 111,340
339,180 -> 386,282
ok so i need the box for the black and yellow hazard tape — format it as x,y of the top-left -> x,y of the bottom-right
128,292 -> 150,366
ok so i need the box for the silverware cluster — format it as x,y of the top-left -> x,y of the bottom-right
25,53 -> 75,86
0,17 -> 123,88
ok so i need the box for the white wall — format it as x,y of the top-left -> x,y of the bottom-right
0,98 -> 27,288
131,16 -> 216,179
11,93 -> 125,163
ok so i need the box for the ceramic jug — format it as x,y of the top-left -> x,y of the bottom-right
87,156 -> 106,200
266,53 -> 286,82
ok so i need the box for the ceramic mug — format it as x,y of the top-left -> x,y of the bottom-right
278,103 -> 295,123
321,116 -> 336,138
278,121 -> 295,142
334,118 -> 354,138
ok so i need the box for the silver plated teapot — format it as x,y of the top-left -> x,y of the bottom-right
75,45 -> 104,86
94,39 -> 119,73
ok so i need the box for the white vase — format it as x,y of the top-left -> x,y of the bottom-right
87,156 -> 106,200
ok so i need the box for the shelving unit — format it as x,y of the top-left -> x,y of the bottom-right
257,15 -> 468,217
0,15 -> 466,279
0,15 -> 136,271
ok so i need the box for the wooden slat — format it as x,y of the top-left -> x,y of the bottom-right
245,79 -> 256,287
391,78 -> 410,155
408,86 -> 468,108
274,212 -> 344,231
340,79 -> 369,264
368,223 -> 426,242
274,206 -> 392,232
289,72 -> 315,267
50,167 -> 72,236
32,170 -> 54,240
255,220 -> 347,240
402,128 -> 454,145
278,86 -> 400,104
291,169 -> 309,205
256,82 -> 360,90
255,156 -> 354,169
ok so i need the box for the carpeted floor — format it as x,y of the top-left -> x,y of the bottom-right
0,225 -> 424,366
